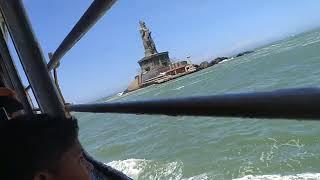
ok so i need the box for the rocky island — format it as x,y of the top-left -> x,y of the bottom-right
125,21 -> 254,93
125,21 -> 197,93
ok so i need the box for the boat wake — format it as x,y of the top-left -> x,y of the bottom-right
106,159 -> 320,180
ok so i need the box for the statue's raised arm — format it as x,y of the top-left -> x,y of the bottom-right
139,21 -> 158,57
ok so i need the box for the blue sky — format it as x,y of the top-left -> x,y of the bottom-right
12,0 -> 320,103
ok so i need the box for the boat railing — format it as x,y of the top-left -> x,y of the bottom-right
0,0 -> 319,120
47,0 -> 116,71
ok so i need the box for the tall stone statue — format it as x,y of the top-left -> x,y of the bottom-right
139,21 -> 158,57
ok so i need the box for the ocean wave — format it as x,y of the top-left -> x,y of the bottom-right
301,39 -> 320,47
106,159 -> 320,180
219,58 -> 233,64
183,173 -> 209,180
234,173 -> 320,180
186,79 -> 205,86
106,159 -> 209,180
107,159 -> 150,179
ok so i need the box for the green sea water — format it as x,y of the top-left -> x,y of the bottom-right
77,29 -> 320,180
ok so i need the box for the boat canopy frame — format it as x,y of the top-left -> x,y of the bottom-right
0,0 -> 319,180
0,0 -> 319,120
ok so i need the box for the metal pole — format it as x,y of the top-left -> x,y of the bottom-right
0,67 -> 6,87
67,88 -> 320,120
53,68 -> 66,103
25,84 -> 31,91
0,60 -> 14,89
47,0 -> 117,70
0,0 -> 66,117
25,90 -> 35,110
48,52 -> 66,104
0,29 -> 33,114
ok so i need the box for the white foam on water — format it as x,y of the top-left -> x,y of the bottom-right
106,159 -> 209,180
173,85 -> 185,90
106,159 -> 320,180
186,80 -> 201,86
233,173 -> 320,180
183,78 -> 209,87
219,58 -> 232,64
182,173 -> 209,180
106,159 -> 150,179
301,39 -> 320,47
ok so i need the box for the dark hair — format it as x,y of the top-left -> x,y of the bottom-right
0,114 -> 79,180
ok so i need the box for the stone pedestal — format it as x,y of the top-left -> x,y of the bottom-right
138,52 -> 171,82
138,52 -> 170,72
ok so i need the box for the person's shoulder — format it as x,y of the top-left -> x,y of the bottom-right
0,87 -> 17,97
0,87 -> 22,116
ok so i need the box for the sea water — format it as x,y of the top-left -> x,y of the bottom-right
77,28 -> 320,179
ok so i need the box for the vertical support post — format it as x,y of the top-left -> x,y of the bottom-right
48,52 -> 66,104
0,0 -> 66,117
25,90 -> 35,110
0,29 -> 33,114
53,68 -> 66,104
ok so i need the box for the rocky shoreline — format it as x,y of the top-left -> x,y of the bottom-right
123,50 -> 254,95
198,50 -> 254,70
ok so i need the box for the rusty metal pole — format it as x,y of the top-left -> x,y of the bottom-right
0,29 -> 33,114
0,0 -> 66,117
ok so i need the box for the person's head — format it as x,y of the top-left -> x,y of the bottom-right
0,114 -> 93,180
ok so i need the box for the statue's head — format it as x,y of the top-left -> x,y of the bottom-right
139,20 -> 146,28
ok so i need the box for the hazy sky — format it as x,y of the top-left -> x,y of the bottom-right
12,0 -> 320,103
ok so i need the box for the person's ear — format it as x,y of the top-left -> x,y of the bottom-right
33,172 -> 51,180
